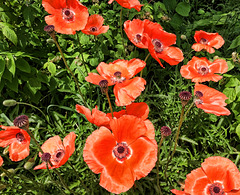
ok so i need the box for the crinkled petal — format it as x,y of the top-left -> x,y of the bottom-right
192,43 -> 215,54
41,136 -> 64,156
114,77 -> 146,106
9,140 -> 30,161
157,46 -> 184,65
126,102 -> 149,120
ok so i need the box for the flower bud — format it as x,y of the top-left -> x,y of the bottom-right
3,146 -> 9,155
160,126 -> 172,137
3,99 -> 17,107
24,157 -> 35,170
179,91 -> 192,106
180,35 -> 187,40
14,115 -> 29,129
99,80 -> 109,94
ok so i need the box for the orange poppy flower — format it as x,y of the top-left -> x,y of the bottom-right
83,115 -> 157,194
42,0 -> 89,35
0,126 -> 31,162
85,59 -> 146,106
180,56 -> 228,83
192,30 -> 225,54
124,19 -> 163,49
194,84 -> 231,116
34,132 -> 76,170
145,26 -> 184,67
171,156 -> 240,195
0,156 -> 3,166
82,14 -> 109,36
108,0 -> 143,12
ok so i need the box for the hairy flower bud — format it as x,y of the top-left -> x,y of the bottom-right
24,157 -> 35,170
3,99 -> 17,107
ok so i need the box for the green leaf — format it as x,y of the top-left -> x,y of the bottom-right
0,57 -> 5,82
6,76 -> 18,93
2,26 -> 17,46
6,54 -> 16,77
225,78 -> 240,87
176,2 -> 191,17
27,78 -> 41,94
163,0 -> 177,11
228,35 -> 240,50
47,62 -> 56,76
223,88 -> 236,104
236,123 -> 240,139
16,58 -> 31,73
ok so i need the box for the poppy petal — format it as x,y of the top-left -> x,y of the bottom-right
126,102 -> 149,120
63,132 -> 76,158
157,46 -> 184,65
85,73 -> 111,86
192,43 -> 215,54
114,77 -> 146,106
41,135 -> 64,156
201,156 -> 240,191
110,115 -> 147,144
184,167 -> 210,194
0,129 -> 20,147
0,156 -> 3,166
76,104 -> 94,124
144,119 -> 155,140
127,137 -> 157,180
9,140 -> 30,161
209,59 -> 228,73
83,127 -> 116,174
42,0 -> 66,15
171,189 -> 187,195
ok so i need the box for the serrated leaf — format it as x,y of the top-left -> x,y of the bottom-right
176,2 -> 191,17
16,58 -> 31,73
2,26 -> 17,45
6,54 -> 16,77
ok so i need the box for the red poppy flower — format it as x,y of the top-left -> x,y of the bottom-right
82,14 -> 109,36
171,156 -> 240,195
42,0 -> 89,35
124,19 -> 163,49
0,156 -> 3,166
0,126 -> 30,162
194,84 -> 231,116
83,115 -> 157,194
108,0 -> 143,12
180,56 -> 228,83
85,59 -> 146,106
192,30 -> 225,54
34,132 -> 76,170
145,26 -> 184,67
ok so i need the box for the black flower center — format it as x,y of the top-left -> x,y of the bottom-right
90,26 -> 98,32
111,71 -> 126,83
198,66 -> 209,75
152,39 -> 164,53
209,183 -> 225,195
199,38 -> 208,45
53,149 -> 65,162
134,34 -> 142,43
113,142 -> 131,162
62,8 -> 74,21
16,132 -> 26,143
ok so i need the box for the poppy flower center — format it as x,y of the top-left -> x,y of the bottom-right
199,38 -> 208,45
62,8 -> 75,22
16,132 -> 26,143
113,142 -> 131,162
209,183 -> 225,195
53,149 -> 65,162
90,27 -> 98,32
41,152 -> 51,162
198,66 -> 209,75
134,34 -> 142,43
152,39 -> 164,53
111,71 -> 126,83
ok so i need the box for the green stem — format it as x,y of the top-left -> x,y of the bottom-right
120,7 -> 126,58
156,135 -> 164,195
164,106 -> 185,178
46,164 -> 67,195
140,53 -> 151,77
76,33 -> 88,76
52,36 -> 89,108
105,91 -> 114,118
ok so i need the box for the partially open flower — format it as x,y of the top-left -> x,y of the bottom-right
180,56 -> 228,83
34,132 -> 76,170
171,156 -> 240,195
42,0 -> 89,35
192,30 -> 224,53
82,14 -> 109,36
0,126 -> 30,161
108,0 -> 143,12
194,84 -> 230,116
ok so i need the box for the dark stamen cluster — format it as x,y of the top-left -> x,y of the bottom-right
160,126 -> 171,137
41,153 -> 51,162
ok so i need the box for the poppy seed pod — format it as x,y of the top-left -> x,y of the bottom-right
179,91 -> 192,107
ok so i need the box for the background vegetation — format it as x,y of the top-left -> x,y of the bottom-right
0,0 -> 240,194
